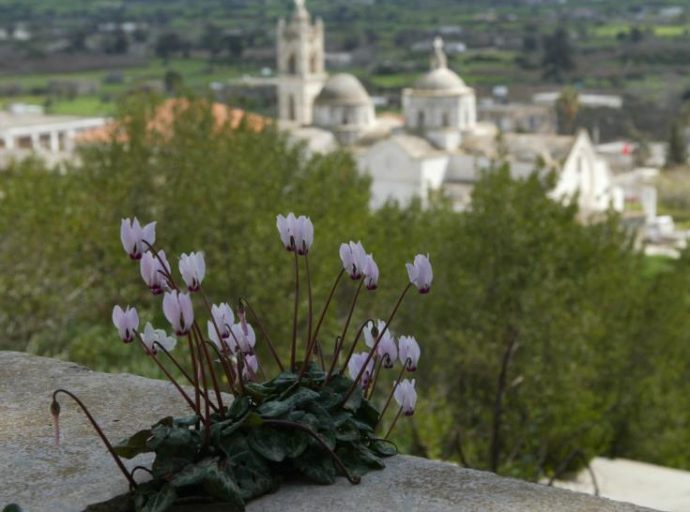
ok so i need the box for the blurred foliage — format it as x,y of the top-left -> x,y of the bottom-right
2,95 -> 690,482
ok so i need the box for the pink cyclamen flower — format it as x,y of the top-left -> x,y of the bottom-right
348,352 -> 375,389
243,354 -> 259,380
230,322 -> 256,354
394,379 -> 417,416
120,218 -> 156,260
406,254 -> 433,294
163,291 -> 194,336
364,320 -> 397,369
276,213 -> 314,255
398,335 -> 420,372
339,241 -> 368,280
179,252 -> 205,292
141,323 -> 177,356
140,250 -> 170,295
363,254 -> 379,291
112,305 -> 139,343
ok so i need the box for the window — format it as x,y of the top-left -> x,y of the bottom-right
288,54 -> 297,74
442,112 -> 450,127
310,53 -> 318,73
417,111 -> 425,129
289,96 -> 296,121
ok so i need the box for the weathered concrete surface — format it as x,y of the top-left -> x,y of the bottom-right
0,352 -> 657,512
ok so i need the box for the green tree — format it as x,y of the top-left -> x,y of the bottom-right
542,27 -> 576,82
666,119 -> 688,168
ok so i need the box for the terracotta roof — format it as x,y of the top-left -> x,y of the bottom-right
76,98 -> 268,144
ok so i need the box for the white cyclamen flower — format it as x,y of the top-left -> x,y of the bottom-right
230,322 -> 256,355
211,303 -> 234,338
243,354 -> 259,379
398,335 -> 421,372
141,322 -> 177,355
276,213 -> 314,255
363,254 -> 379,291
339,241 -> 368,280
120,218 -> 156,260
163,291 -> 194,336
112,305 -> 139,343
364,320 -> 397,368
406,254 -> 433,294
140,250 -> 170,295
348,352 -> 375,389
179,252 -> 206,292
394,379 -> 417,416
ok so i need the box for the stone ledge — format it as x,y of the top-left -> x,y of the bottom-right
0,352 -> 656,512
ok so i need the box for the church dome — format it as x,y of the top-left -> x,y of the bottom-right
413,67 -> 467,93
315,73 -> 371,106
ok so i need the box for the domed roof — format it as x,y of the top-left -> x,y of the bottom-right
315,73 -> 371,106
413,67 -> 467,92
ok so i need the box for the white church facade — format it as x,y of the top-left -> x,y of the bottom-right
276,0 -> 622,215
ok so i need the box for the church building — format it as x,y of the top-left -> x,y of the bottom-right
275,0 -> 622,215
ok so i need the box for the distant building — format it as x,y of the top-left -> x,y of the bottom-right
274,1 -> 621,215
533,92 -> 623,110
478,100 -> 556,134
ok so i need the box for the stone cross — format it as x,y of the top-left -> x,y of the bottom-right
432,36 -> 447,70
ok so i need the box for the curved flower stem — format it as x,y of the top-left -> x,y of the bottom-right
131,466 -> 154,481
291,249 -> 300,371
152,341 -> 219,413
298,269 -> 346,381
192,316 -> 225,415
330,318 -> 374,382
315,339 -> 326,370
342,284 -> 412,405
197,342 -> 211,444
52,389 -> 137,490
375,359 -> 410,430
305,253 -> 313,360
204,340 -> 238,396
264,419 -> 361,485
239,297 -> 284,371
340,279 -> 364,350
191,329 -> 212,427
186,334 -> 201,417
137,335 -> 198,413
384,407 -> 403,440
366,356 -> 385,400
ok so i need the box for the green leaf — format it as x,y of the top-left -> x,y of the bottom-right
173,415 -> 198,427
140,484 -> 177,512
221,434 -> 276,501
248,427 -> 287,462
227,396 -> 250,419
355,399 -> 380,428
335,420 -> 359,442
294,446 -> 336,484
257,387 -> 320,418
3,505 -> 23,512
342,386 -> 362,413
113,429 -> 152,459
281,429 -> 310,458
202,461 -> 245,510
169,458 -> 216,487
370,439 -> 398,457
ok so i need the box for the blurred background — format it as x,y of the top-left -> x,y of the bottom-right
2,0 -> 690,509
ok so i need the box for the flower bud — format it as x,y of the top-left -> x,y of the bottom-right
50,399 -> 61,445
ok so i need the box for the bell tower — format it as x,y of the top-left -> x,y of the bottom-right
276,0 -> 327,125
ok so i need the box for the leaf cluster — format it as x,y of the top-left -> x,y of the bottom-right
113,365 -> 396,512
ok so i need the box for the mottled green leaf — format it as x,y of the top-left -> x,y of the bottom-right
113,429 -> 152,459
294,446 -> 336,484
140,484 -> 177,512
248,427 -> 287,462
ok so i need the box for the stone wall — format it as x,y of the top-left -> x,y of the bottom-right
0,352 -> 656,512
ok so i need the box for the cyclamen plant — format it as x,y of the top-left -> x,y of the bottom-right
50,214 -> 432,512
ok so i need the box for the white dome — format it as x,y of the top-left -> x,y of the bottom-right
413,68 -> 467,93
315,73 -> 371,106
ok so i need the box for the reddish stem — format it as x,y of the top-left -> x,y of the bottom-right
239,297 -> 284,371
192,315 -> 225,415
329,318 -> 374,382
291,249 -> 300,371
342,284 -> 412,405
299,269 -> 345,381
385,407 -> 403,440
375,358 -> 411,429
52,389 -> 137,489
